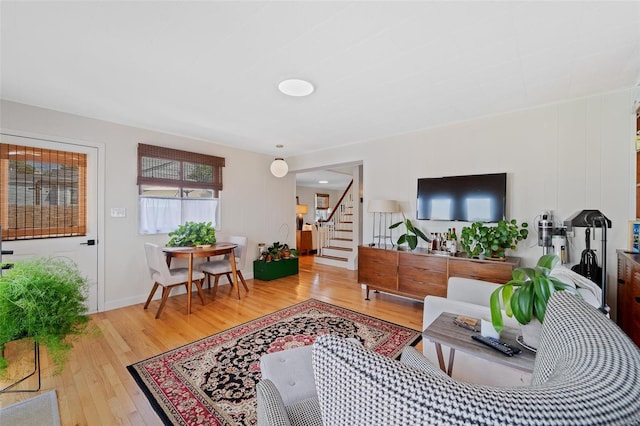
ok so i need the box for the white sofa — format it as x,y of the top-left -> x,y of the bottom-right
422,265 -> 602,386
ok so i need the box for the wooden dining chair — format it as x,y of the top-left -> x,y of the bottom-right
199,235 -> 249,298
143,242 -> 206,318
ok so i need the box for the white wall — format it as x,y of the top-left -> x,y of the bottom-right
3,88 -> 638,313
1,100 -> 296,311
290,88 -> 640,313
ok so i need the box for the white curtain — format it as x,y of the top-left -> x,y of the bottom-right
139,197 -> 218,234
183,199 -> 216,224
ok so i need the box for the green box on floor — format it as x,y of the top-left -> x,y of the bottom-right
253,258 -> 299,281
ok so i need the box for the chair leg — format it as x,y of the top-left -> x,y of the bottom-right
144,282 -> 160,309
212,275 -> 220,299
156,286 -> 171,319
194,279 -> 206,306
225,273 -> 233,286
206,273 -> 211,290
237,271 -> 249,292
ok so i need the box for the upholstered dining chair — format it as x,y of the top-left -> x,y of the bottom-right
143,242 -> 206,318
199,235 -> 249,298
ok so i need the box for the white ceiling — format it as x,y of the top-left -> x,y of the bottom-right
295,167 -> 353,190
2,1 -> 640,161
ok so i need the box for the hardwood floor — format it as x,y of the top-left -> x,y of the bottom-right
0,256 -> 424,425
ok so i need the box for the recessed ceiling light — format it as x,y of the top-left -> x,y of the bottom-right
278,79 -> 315,97
319,180 -> 328,184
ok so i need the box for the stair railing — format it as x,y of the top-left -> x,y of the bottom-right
317,180 -> 353,255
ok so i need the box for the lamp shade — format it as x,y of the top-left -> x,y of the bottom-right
296,204 -> 308,214
270,158 -> 288,177
368,199 -> 399,213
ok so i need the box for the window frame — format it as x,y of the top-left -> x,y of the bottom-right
0,143 -> 87,240
137,144 -> 224,234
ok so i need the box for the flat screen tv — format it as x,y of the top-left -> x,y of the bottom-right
416,173 -> 507,222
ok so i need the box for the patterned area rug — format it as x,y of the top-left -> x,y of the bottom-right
127,299 -> 421,425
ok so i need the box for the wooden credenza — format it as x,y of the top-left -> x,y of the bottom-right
358,245 -> 519,301
617,250 -> 640,346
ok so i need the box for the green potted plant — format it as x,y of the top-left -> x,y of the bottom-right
0,257 -> 92,375
280,243 -> 298,259
459,219 -> 528,259
259,242 -> 298,262
389,214 -> 430,250
489,254 -> 579,349
166,221 -> 216,247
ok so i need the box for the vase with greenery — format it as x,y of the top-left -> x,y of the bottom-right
166,221 -> 216,247
389,214 -> 430,250
459,219 -> 528,259
489,254 -> 578,348
0,257 -> 92,375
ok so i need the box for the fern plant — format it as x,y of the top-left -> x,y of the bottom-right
0,257 -> 91,375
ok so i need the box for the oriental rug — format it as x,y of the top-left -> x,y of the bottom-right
127,299 -> 421,425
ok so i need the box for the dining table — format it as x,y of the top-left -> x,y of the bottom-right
163,242 -> 239,314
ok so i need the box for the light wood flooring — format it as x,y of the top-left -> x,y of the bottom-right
0,255 -> 424,425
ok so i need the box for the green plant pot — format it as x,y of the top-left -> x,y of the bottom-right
253,258 -> 299,281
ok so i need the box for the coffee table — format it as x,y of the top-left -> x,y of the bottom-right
422,312 -> 535,376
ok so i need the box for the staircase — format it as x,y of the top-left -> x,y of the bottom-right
315,181 -> 358,270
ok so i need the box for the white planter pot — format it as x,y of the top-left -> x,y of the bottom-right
520,317 -> 543,350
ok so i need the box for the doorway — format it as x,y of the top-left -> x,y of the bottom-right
0,132 -> 104,313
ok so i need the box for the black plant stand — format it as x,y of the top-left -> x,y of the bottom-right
0,341 -> 41,393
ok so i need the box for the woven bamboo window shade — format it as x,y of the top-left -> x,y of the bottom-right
137,144 -> 225,196
0,143 -> 87,240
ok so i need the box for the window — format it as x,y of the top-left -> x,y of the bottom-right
0,143 -> 87,240
315,193 -> 330,221
137,144 -> 225,234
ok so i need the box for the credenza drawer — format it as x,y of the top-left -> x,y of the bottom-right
358,266 -> 396,290
359,246 -> 397,264
449,258 -> 514,283
398,266 -> 447,298
398,252 -> 447,271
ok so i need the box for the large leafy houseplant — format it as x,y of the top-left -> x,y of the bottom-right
166,221 -> 216,247
489,254 -> 579,334
0,257 -> 91,375
389,215 -> 430,250
459,219 -> 528,259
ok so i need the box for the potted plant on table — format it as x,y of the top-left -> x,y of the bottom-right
389,214 -> 430,250
459,219 -> 528,259
166,221 -> 216,247
0,257 -> 92,375
489,254 -> 579,349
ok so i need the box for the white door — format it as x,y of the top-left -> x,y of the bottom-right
0,133 -> 100,313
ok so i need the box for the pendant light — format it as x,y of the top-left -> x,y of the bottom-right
270,145 -> 288,177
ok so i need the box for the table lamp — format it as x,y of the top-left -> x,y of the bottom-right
296,204 -> 309,230
368,200 -> 399,247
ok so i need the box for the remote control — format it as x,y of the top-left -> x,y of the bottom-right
487,337 -> 522,355
472,334 -> 514,356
